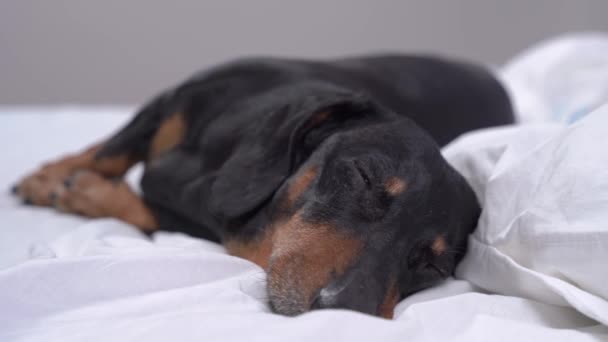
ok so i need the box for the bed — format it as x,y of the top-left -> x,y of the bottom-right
1,34 -> 608,341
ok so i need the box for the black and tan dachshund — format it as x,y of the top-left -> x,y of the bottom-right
13,55 -> 513,318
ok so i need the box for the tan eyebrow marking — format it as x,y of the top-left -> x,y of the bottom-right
385,177 -> 407,195
431,235 -> 447,256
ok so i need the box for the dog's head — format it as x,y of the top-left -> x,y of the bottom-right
211,83 -> 480,318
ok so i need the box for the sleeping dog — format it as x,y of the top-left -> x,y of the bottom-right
12,55 -> 513,318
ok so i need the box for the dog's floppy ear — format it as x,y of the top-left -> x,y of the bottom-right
209,83 -> 389,223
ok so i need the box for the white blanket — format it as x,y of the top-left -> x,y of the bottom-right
2,34 -> 608,341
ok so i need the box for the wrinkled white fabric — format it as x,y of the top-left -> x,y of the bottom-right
500,32 -> 608,123
445,105 -> 608,327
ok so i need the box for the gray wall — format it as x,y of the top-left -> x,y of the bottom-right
1,0 -> 607,104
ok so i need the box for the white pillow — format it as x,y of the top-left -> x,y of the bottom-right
443,104 -> 608,325
500,32 -> 608,124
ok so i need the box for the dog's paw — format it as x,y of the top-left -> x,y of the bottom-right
13,157 -> 156,230
51,170 -> 122,217
51,170 -> 148,225
12,159 -> 78,206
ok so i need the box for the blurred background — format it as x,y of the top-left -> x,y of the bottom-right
1,0 -> 607,105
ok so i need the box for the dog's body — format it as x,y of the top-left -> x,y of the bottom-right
14,55 -> 514,318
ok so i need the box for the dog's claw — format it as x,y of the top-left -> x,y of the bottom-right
10,185 -> 19,195
23,198 -> 33,205
63,178 -> 73,189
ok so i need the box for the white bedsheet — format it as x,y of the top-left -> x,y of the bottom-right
2,34 -> 608,341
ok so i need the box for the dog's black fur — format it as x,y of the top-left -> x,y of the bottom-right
55,55 -> 516,317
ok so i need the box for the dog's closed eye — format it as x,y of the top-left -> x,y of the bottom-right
353,160 -> 372,187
